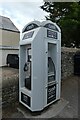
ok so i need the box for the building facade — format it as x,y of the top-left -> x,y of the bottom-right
0,16 -> 20,66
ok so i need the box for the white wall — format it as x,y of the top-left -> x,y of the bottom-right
0,29 -> 20,46
0,49 -> 19,66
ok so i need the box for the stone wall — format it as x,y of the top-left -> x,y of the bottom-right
2,47 -> 80,108
61,47 -> 80,79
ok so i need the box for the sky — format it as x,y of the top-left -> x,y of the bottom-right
0,0 -> 49,32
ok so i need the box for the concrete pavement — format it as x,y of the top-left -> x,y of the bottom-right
2,75 -> 79,118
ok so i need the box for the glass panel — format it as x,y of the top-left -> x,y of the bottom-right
48,57 -> 55,75
48,57 -> 56,83
24,47 -> 32,90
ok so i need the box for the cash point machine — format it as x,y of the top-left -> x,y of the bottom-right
19,20 -> 61,111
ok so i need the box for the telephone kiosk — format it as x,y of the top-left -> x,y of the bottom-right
19,20 -> 61,111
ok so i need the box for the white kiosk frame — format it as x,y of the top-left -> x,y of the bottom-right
19,20 -> 61,111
